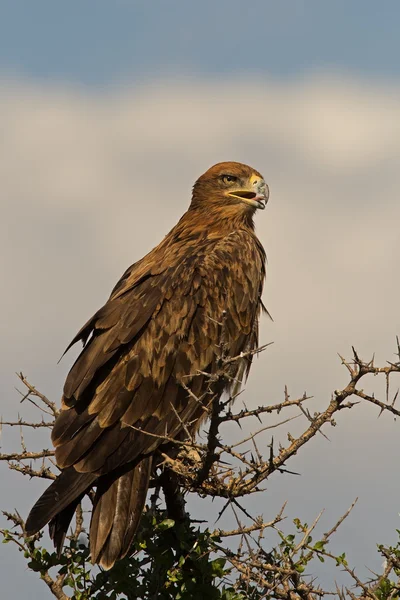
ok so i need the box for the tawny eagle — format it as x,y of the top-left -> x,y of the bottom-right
26,161 -> 269,569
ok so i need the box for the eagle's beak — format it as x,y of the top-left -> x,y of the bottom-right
227,177 -> 269,210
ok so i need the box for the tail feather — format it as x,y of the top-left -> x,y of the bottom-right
89,477 -> 118,562
25,467 -> 96,536
49,495 -> 85,556
26,458 -> 152,569
90,456 -> 153,569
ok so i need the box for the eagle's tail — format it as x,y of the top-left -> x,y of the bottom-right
25,458 -> 152,569
90,456 -> 153,570
25,467 -> 96,545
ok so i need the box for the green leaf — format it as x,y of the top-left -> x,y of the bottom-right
178,555 -> 186,567
314,541 -> 325,551
211,557 -> 226,577
158,519 -> 175,531
27,560 -> 43,573
335,553 -> 348,567
58,565 -> 68,575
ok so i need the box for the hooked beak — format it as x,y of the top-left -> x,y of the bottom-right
227,177 -> 269,210
228,190 -> 268,210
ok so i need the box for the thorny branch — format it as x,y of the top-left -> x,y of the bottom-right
15,372 -> 59,417
167,345 -> 400,501
1,342 -> 400,599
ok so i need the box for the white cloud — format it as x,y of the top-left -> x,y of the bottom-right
1,74 -> 400,595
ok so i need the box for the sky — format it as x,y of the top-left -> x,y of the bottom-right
1,2 -> 400,598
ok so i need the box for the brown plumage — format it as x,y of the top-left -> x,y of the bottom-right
25,161 -> 269,569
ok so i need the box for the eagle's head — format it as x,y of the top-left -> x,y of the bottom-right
191,161 -> 269,214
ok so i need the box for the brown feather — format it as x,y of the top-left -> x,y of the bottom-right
25,468 -> 96,536
25,161 -> 268,568
90,457 -> 152,568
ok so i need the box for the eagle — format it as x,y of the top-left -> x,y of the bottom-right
25,161 -> 269,569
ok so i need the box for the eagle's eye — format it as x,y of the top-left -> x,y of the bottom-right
221,174 -> 238,185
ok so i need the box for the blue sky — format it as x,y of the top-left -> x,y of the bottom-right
1,0 -> 400,84
1,2 -> 400,598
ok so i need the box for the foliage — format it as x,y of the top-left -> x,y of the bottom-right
2,345 -> 400,599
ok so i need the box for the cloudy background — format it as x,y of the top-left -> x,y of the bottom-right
1,1 -> 400,597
